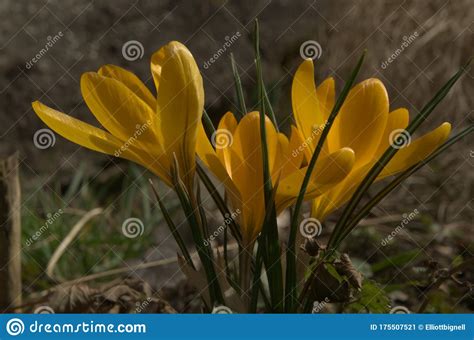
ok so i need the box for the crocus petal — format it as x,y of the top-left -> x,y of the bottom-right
311,164 -> 369,221
215,111 -> 238,177
196,123 -> 241,205
81,72 -> 158,145
312,123 -> 451,220
374,108 -> 409,158
380,122 -> 451,178
316,77 -> 335,123
276,147 -> 355,212
330,79 -> 389,167
154,41 -> 204,189
150,46 -> 165,94
98,64 -> 156,109
292,60 -> 324,144
32,101 -> 172,185
287,125 -> 305,171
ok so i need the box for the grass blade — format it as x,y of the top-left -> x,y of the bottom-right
149,179 -> 195,268
170,156 -> 224,305
254,18 -> 283,311
231,53 -> 247,119
196,162 -> 242,245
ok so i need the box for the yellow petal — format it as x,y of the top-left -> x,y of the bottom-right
154,41 -> 204,189
374,108 -> 409,158
215,111 -> 238,176
292,60 -> 324,143
150,46 -> 166,94
32,101 -> 172,185
287,125 -> 305,171
311,164 -> 369,221
33,101 -> 127,157
229,112 -> 278,242
311,123 -> 451,220
380,122 -> 451,178
276,147 -> 355,212
316,77 -> 335,123
196,123 -> 241,205
98,64 -> 156,109
330,79 -> 389,167
81,72 -> 158,145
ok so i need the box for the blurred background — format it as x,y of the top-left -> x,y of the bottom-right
0,0 -> 472,312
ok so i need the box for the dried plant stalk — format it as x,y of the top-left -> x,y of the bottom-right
0,153 -> 22,312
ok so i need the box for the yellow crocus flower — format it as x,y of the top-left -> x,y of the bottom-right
292,59 -> 451,221
32,41 -> 204,190
197,111 -> 355,244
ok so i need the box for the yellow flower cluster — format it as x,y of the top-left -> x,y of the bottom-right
32,41 -> 450,245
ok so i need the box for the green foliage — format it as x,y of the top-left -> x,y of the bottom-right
346,280 -> 390,313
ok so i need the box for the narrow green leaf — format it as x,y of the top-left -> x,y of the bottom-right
203,109 -> 216,136
170,155 -> 224,305
230,53 -> 247,119
254,18 -> 283,311
285,50 -> 366,312
196,162 -> 242,245
149,179 -> 194,268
